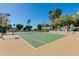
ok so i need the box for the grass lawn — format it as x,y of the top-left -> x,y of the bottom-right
17,32 -> 66,48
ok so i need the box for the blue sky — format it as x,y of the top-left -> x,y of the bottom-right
0,3 -> 79,28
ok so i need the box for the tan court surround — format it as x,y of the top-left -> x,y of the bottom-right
0,32 -> 79,56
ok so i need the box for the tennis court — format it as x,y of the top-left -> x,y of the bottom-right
17,32 -> 66,48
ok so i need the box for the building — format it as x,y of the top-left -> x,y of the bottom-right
42,26 -> 53,32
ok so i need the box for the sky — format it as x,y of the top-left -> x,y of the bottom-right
0,3 -> 79,28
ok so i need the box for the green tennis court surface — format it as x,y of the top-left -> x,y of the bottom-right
17,32 -> 66,48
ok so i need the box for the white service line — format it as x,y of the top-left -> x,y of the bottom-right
19,33 -> 46,44
17,32 -> 66,49
17,34 -> 36,49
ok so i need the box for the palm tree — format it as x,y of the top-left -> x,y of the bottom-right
27,19 -> 31,25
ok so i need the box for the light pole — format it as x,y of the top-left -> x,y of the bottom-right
0,13 -> 3,26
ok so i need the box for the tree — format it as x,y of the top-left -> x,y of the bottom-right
13,24 -> 16,27
56,15 -> 64,26
72,15 -> 78,27
0,13 -> 11,28
75,13 -> 79,26
42,24 -> 49,27
23,25 -> 32,31
49,8 -> 62,25
16,24 -> 23,30
34,28 -> 37,31
51,24 -> 57,30
45,24 -> 50,27
23,27 -> 27,31
63,15 -> 77,31
23,18 -> 32,31
6,24 -> 12,30
27,19 -> 31,25
37,24 -> 42,31
66,15 -> 74,28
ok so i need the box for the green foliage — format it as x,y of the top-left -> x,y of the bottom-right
49,8 -> 62,25
45,24 -> 49,27
56,15 -> 64,27
51,24 -> 57,30
43,24 -> 49,27
6,24 -> 12,30
27,19 -> 31,25
37,24 -> 42,31
16,24 -> 23,30
48,9 -> 79,30
34,28 -> 37,31
23,25 -> 32,31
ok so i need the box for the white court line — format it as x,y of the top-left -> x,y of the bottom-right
16,32 -> 66,49
21,34 -> 46,44
27,33 -> 67,49
35,35 -> 67,49
16,32 -> 47,49
16,33 -> 36,49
